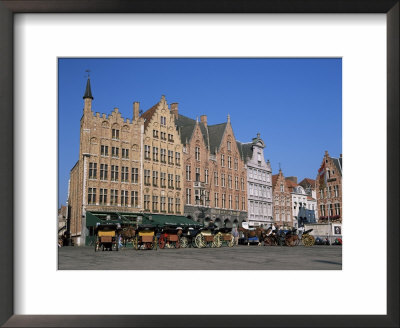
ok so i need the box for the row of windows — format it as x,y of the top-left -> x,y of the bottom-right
144,146 -> 181,165
88,188 -> 139,207
249,201 -> 272,215
319,185 -> 340,199
185,188 -> 246,210
100,145 -> 130,159
89,163 -> 139,183
143,195 -> 180,213
185,166 -> 245,190
275,213 -> 292,222
143,170 -> 181,189
249,184 -> 272,198
152,129 -> 174,142
320,204 -> 341,216
248,168 -> 270,182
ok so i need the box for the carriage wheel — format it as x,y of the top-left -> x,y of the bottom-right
195,234 -> 204,248
158,236 -> 165,249
302,235 -> 315,247
212,233 -> 222,248
179,236 -> 189,248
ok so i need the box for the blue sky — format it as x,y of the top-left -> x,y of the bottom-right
58,58 -> 342,207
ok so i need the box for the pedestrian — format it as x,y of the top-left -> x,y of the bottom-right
118,234 -> 123,249
232,227 -> 239,246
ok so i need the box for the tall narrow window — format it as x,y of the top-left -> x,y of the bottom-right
221,154 -> 225,167
112,129 -> 119,140
214,193 -> 219,207
175,152 -> 181,165
221,174 -> 226,187
195,168 -> 200,182
88,188 -> 96,204
195,147 -> 200,161
160,172 -> 166,188
222,194 -> 226,208
168,197 -> 173,212
242,197 -> 245,210
111,165 -> 119,181
131,167 -> 138,183
186,165 -> 191,180
131,191 -> 138,207
241,177 -> 244,191
228,175 -> 232,189
122,148 -> 129,159
110,189 -> 118,205
101,145 -> 109,156
144,145 -> 151,159
228,156 -> 232,169
186,188 -> 191,205
152,171 -> 158,186
227,141 -> 231,151
229,195 -> 232,209
121,166 -> 129,182
160,196 -> 166,212
175,175 -> 181,189
168,174 -> 174,188
175,198 -> 180,213
235,176 -> 238,190
168,150 -> 174,164
153,129 -> 159,138
205,169 -> 209,184
234,158 -> 238,170
153,147 -> 159,161
121,190 -> 128,206
112,147 -> 119,158
152,196 -> 158,212
99,189 -> 107,205
160,149 -> 166,163
100,164 -> 108,180
214,172 -> 219,186
144,170 -> 150,185
89,162 -> 97,179
144,195 -> 150,210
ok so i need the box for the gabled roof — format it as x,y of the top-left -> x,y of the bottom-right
207,122 -> 227,154
272,174 -> 279,188
141,102 -> 159,130
285,178 -> 298,191
332,157 -> 342,176
299,178 -> 316,187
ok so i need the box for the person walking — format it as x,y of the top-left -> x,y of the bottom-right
232,227 -> 239,246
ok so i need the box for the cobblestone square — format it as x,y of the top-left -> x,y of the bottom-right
58,245 -> 342,270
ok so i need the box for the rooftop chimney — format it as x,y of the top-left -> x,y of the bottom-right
133,102 -> 140,120
170,103 -> 178,118
200,115 -> 207,127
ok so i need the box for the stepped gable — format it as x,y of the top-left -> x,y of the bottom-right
272,174 -> 279,188
141,102 -> 159,130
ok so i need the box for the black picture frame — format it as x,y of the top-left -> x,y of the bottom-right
0,1 -> 398,327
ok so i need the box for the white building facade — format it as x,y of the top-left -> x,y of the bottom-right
237,133 -> 273,227
288,182 -> 318,228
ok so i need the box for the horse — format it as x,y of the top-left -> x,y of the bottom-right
238,227 -> 266,246
120,226 -> 136,247
284,228 -> 299,246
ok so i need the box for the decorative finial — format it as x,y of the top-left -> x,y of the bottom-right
85,69 -> 91,79
227,114 -> 230,123
257,132 -> 260,138
279,162 -> 282,171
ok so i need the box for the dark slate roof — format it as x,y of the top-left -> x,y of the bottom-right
83,78 -> 93,99
175,114 -> 196,144
332,157 -> 342,176
207,123 -> 227,154
236,141 -> 253,162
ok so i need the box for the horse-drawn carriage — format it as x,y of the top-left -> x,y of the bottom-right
239,227 -> 265,245
213,227 -> 234,247
133,224 -> 157,250
194,226 -> 219,248
94,223 -> 120,251
158,226 -> 182,249
300,229 -> 315,246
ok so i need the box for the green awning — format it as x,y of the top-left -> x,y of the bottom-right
142,214 -> 202,227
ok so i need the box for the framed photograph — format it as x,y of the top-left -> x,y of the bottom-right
0,1 -> 398,327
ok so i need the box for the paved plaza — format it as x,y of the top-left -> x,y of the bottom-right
58,245 -> 342,270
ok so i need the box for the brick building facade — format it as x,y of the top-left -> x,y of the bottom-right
175,112 -> 248,228
272,169 -> 293,227
316,151 -> 342,222
68,78 -> 143,244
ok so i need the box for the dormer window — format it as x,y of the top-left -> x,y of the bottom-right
227,141 -> 231,151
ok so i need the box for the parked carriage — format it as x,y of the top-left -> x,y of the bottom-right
213,227 -> 234,247
133,225 -> 158,250
94,223 -> 120,251
194,225 -> 219,248
300,229 -> 315,246
179,226 -> 202,248
158,226 -> 182,249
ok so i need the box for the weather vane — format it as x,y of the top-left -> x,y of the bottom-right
85,69 -> 91,79
278,162 -> 281,171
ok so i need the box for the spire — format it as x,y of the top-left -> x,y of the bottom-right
83,78 -> 93,100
